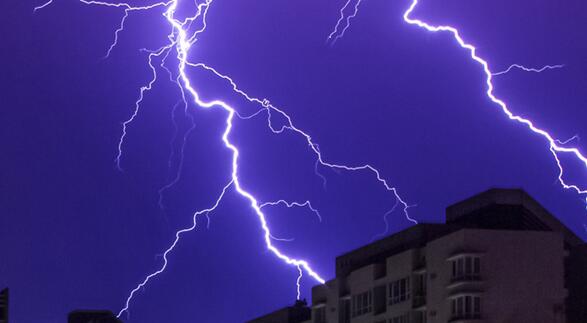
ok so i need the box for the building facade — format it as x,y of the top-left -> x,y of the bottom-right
251,189 -> 587,323
307,189 -> 587,323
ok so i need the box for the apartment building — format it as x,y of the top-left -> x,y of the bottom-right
250,188 -> 587,323
309,188 -> 587,323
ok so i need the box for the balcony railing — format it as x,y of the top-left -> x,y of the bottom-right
450,274 -> 481,284
449,313 -> 481,321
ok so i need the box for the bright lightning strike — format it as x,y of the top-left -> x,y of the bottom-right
36,0 -> 420,317
32,0 -> 587,318
188,62 -> 417,226
492,63 -> 565,76
326,0 -> 586,197
295,266 -> 303,300
166,0 -> 328,294
402,0 -> 587,197
120,0 -> 328,314
36,0 -> 338,316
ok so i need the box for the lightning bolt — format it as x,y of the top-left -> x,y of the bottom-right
115,45 -> 167,171
34,0 -> 424,317
118,179 -> 233,317
36,0 -> 342,316
326,0 -> 363,45
401,0 -> 587,199
33,0 -> 53,12
158,103 -> 196,211
188,62 -> 416,226
296,266 -> 303,300
119,0 -> 330,315
260,200 -> 323,223
492,63 -> 565,76
555,135 -> 580,146
161,0 -> 331,304
371,199 -> 400,242
104,9 -> 129,58
326,0 -> 585,201
33,0 -> 587,318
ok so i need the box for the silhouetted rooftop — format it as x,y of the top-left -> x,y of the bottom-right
446,188 -> 583,246
68,310 -> 122,323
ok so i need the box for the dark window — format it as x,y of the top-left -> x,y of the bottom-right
314,307 -> 326,323
351,291 -> 372,317
373,285 -> 387,314
415,273 -> 426,295
451,256 -> 481,282
451,295 -> 481,320
339,299 -> 350,323
389,277 -> 411,305
390,313 -> 410,323
414,310 -> 427,323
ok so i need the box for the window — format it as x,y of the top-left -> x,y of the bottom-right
339,299 -> 350,323
414,310 -> 427,323
314,307 -> 326,323
451,256 -> 480,282
373,285 -> 387,314
413,273 -> 426,307
389,313 -> 410,323
389,277 -> 410,305
451,295 -> 481,320
351,291 -> 372,317
414,273 -> 426,296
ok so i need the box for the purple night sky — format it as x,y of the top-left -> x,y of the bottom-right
1,0 -> 586,322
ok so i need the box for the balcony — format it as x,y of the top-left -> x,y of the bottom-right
448,274 -> 482,289
451,274 -> 481,284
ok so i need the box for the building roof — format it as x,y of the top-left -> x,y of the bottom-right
334,188 -> 584,277
446,188 -> 583,246
335,223 -> 459,277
